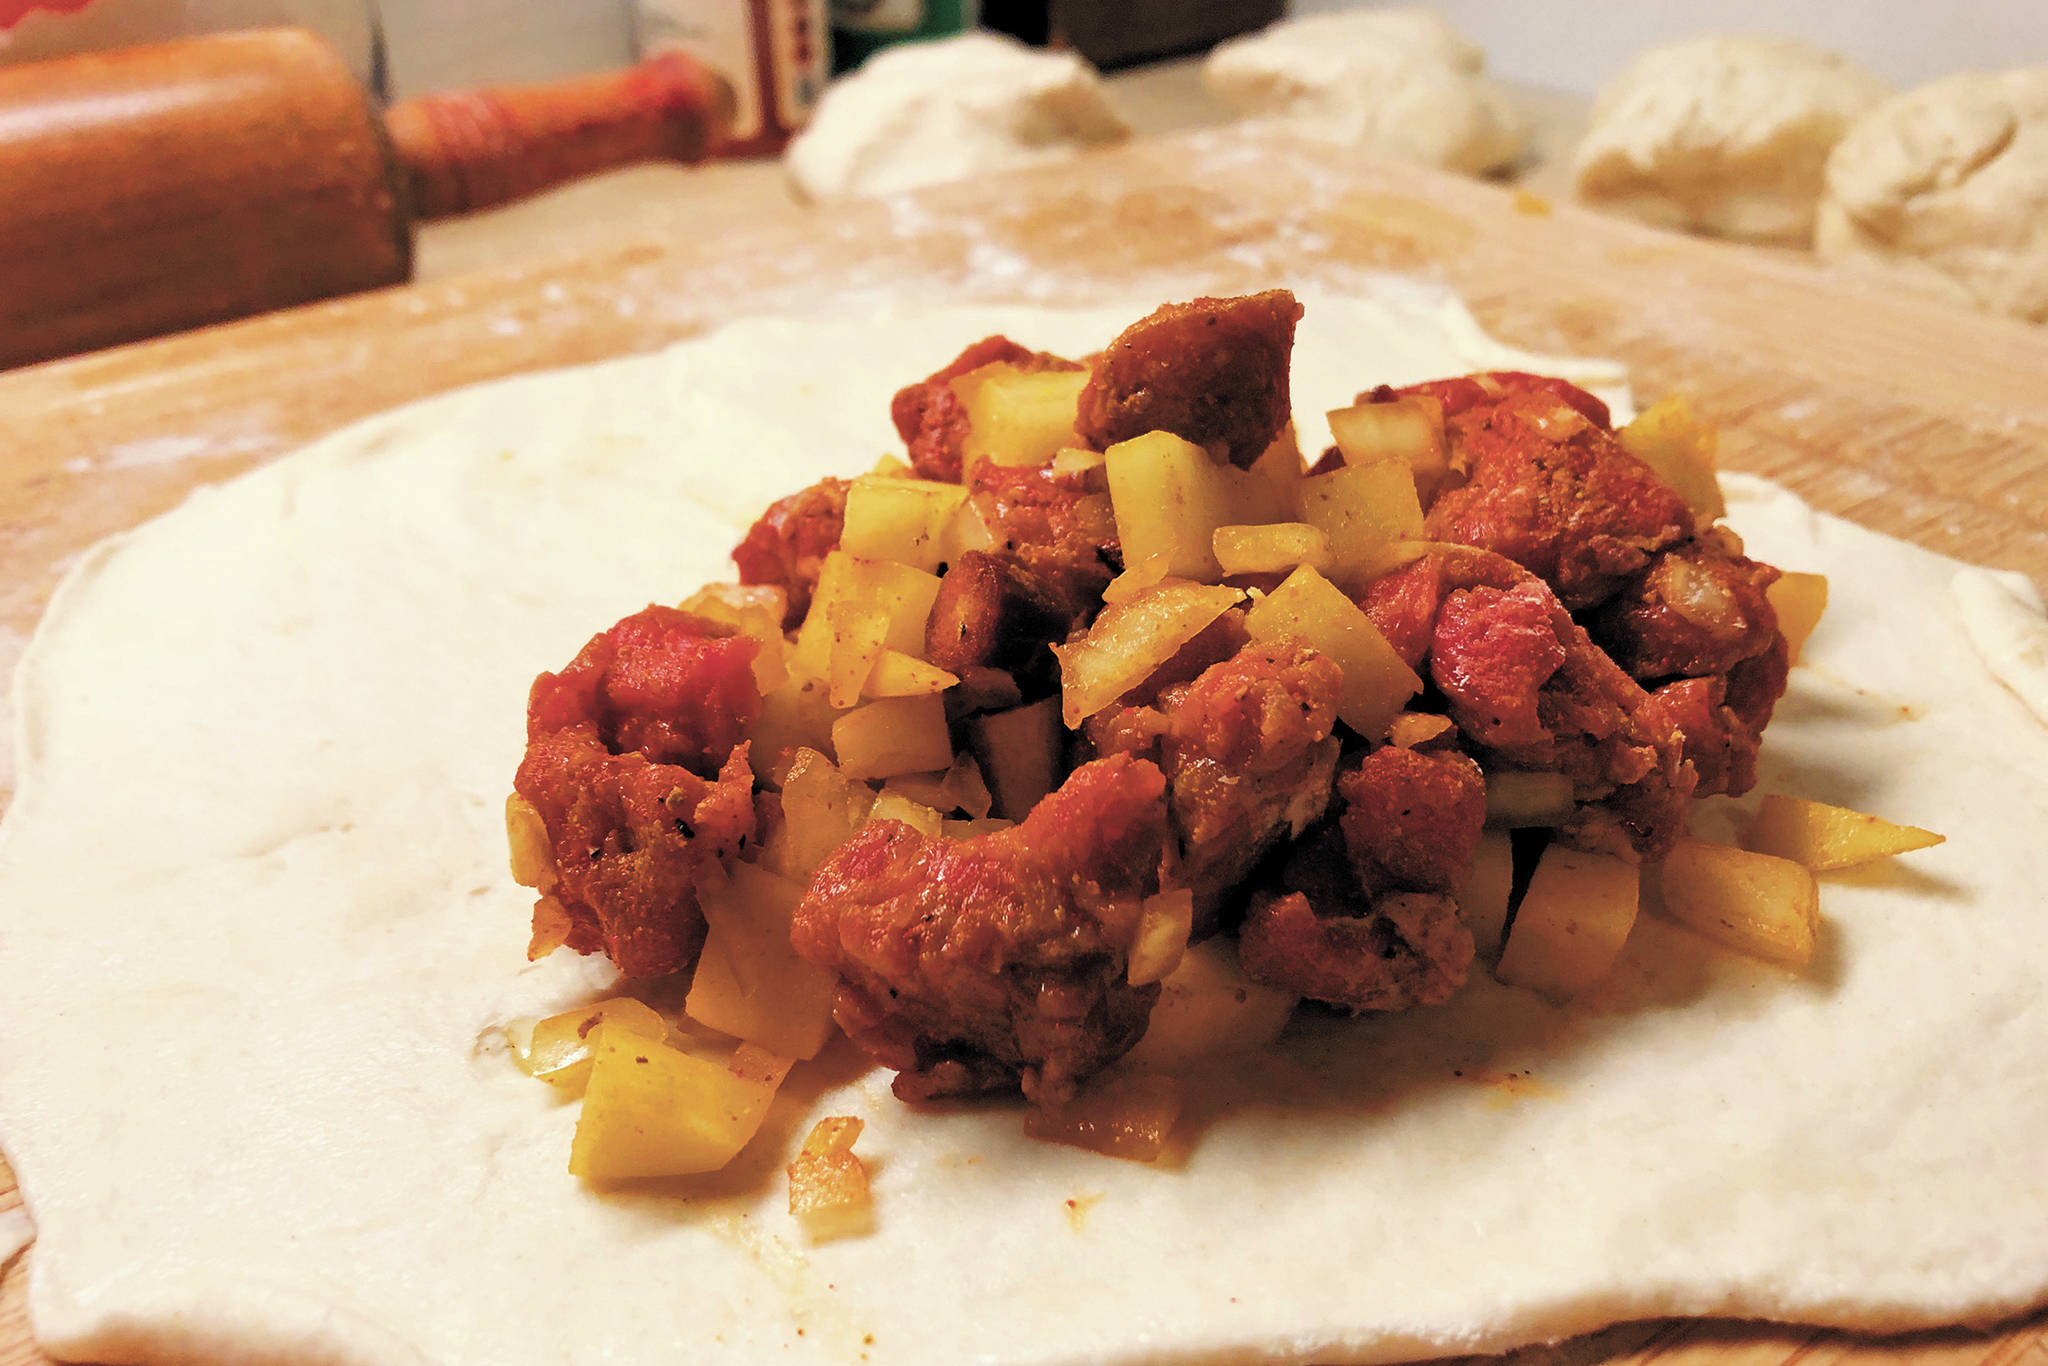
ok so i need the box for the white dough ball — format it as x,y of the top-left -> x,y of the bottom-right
1203,8 -> 1523,176
785,33 -> 1128,200
1817,68 -> 2048,324
1572,36 -> 1890,244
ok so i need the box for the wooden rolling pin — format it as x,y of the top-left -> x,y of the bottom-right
0,28 -> 733,370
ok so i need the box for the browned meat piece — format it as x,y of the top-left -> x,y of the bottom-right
965,461 -> 1119,623
1592,539 -> 1782,679
1075,290 -> 1304,468
1356,554 -> 1445,673
1337,746 -> 1486,895
731,476 -> 849,629
516,606 -> 761,978
1089,640 -> 1342,933
791,754 -> 1169,1106
1401,373 -> 1692,609
923,550 -> 1068,690
1381,371 -> 1612,435
891,336 -> 1084,482
1241,889 -> 1472,1014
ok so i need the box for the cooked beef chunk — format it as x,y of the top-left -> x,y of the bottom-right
891,336 -> 1084,483
964,461 -> 1119,624
731,476 -> 849,629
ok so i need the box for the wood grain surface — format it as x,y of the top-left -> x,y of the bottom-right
2,126 -> 2045,1366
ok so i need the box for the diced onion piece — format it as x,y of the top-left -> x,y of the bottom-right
1495,845 -> 1641,998
567,1031 -> 789,1181
1654,838 -> 1818,967
1054,582 -> 1245,727
527,895 -> 575,960
1127,889 -> 1194,986
1458,829 -> 1516,964
788,1116 -> 874,1242
832,694 -> 954,781
840,475 -> 970,574
879,751 -> 992,819
512,997 -> 669,1090
867,791 -> 945,836
1023,1070 -> 1184,1163
1052,446 -> 1108,475
1122,938 -> 1296,1072
862,648 -> 959,700
953,364 -> 1089,474
1101,550 -> 1173,605
677,582 -> 790,692
1766,572 -> 1828,665
1620,395 -> 1727,523
1104,430 -> 1241,582
825,597 -> 892,710
751,677 -> 845,783
1485,770 -> 1577,827
791,553 -> 942,687
687,864 -> 839,1060
505,794 -> 557,892
1242,565 -> 1420,740
1299,460 -> 1427,590
1213,522 -> 1334,577
940,498 -> 1000,562
762,748 -> 875,879
968,697 -> 1063,819
1388,712 -> 1457,749
1740,794 -> 1943,872
1327,395 -> 1447,501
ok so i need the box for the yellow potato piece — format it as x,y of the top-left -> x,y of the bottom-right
862,648 -> 958,700
832,694 -> 955,781
1740,794 -> 1943,871
1654,838 -> 1819,967
1055,582 -> 1245,727
840,475 -> 969,574
1212,522 -> 1335,577
1620,394 -> 1727,523
1242,565 -> 1420,740
1495,845 -> 1641,998
510,997 -> 669,1091
1299,460 -> 1427,590
788,1116 -> 874,1242
1767,572 -> 1828,665
1326,395 -> 1448,501
1122,938 -> 1296,1072
1244,423 -> 1306,522
567,1030 -> 789,1181
1458,829 -> 1516,963
1104,430 -> 1242,582
686,864 -> 839,1060
790,553 -> 941,687
1484,770 -> 1577,828
953,364 -> 1089,473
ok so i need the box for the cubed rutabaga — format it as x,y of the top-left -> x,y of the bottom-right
953,363 -> 1089,474
1326,395 -> 1447,502
839,475 -> 970,573
1242,565 -> 1420,740
789,552 -> 943,694
1104,430 -> 1242,582
1620,395 -> 1727,523
1495,844 -> 1641,997
832,694 -> 954,781
686,864 -> 840,1061
1740,794 -> 1944,871
1654,838 -> 1819,967
1766,572 -> 1828,664
1298,460 -> 1428,591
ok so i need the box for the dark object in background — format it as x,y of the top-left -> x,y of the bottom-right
980,0 -> 1049,45
1051,0 -> 1282,69
830,0 -> 976,73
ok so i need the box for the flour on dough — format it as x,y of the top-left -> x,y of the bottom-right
1816,68 -> 2048,324
785,33 -> 1127,200
1572,36 -> 1889,245
1204,8 -> 1523,176
2,289 -> 2047,1366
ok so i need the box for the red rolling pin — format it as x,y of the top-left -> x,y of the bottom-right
0,28 -> 733,370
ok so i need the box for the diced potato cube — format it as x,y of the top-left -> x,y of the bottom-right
1767,572 -> 1828,664
791,553 -> 942,687
1654,838 -> 1818,967
824,597 -> 892,710
510,997 -> 669,1090
1457,829 -> 1515,963
1054,582 -> 1245,727
1739,794 -> 1944,870
840,475 -> 970,573
953,364 -> 1089,473
1495,845 -> 1640,997
1126,889 -> 1194,986
867,791 -> 944,835
1327,395 -> 1447,501
1620,395 -> 1727,523
1213,522 -> 1335,577
1104,431 -> 1240,582
788,1116 -> 874,1242
678,582 -> 790,692
832,694 -> 955,781
1122,938 -> 1296,1071
687,864 -> 839,1060
762,748 -> 875,879
1243,423 -> 1306,523
1299,461 -> 1427,589
1023,1070 -> 1183,1163
968,696 -> 1063,820
567,1031 -> 789,1181
505,794 -> 557,892
1243,565 -> 1421,739
863,649 -> 959,699
752,678 -> 846,783
1485,770 -> 1577,827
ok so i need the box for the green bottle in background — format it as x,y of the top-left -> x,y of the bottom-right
829,0 -> 979,73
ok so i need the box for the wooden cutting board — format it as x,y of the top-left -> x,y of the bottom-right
2,126 -> 2045,1366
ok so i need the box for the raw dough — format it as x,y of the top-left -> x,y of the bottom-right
1816,68 -> 2048,324
1573,36 -> 1889,244
784,33 -> 1127,200
1204,9 -> 1523,176
2,288 -> 2047,1366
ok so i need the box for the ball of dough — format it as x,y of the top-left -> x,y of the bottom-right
785,33 -> 1128,200
1572,36 -> 1889,244
1203,8 -> 1524,176
1817,68 -> 2048,324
